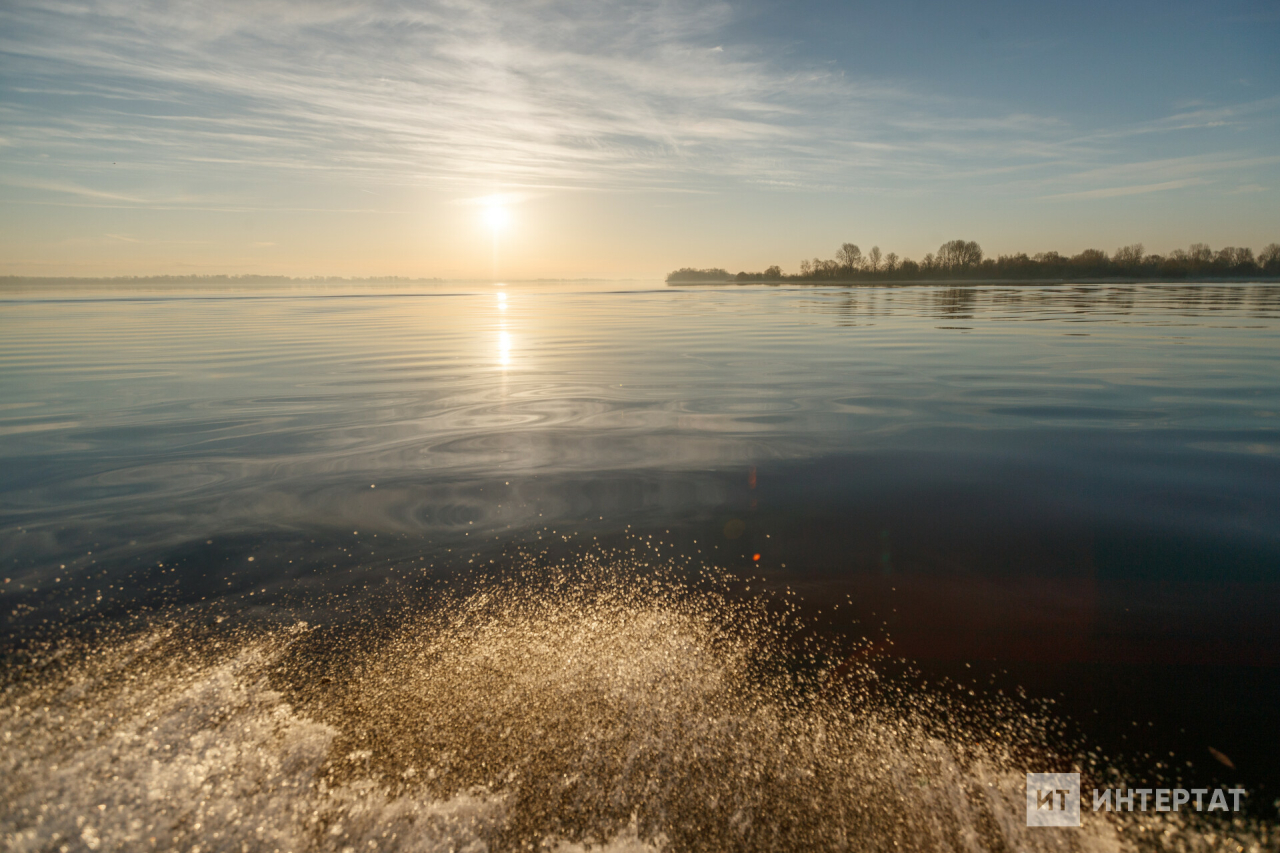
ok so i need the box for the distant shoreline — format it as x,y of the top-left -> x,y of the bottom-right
667,240 -> 1280,285
667,276 -> 1280,286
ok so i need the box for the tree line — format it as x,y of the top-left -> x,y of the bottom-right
667,240 -> 1280,283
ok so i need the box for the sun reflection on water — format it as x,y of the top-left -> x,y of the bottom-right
496,290 -> 513,368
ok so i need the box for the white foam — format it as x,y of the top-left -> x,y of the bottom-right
0,633 -> 506,853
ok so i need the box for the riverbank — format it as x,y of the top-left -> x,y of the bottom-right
668,276 -> 1280,286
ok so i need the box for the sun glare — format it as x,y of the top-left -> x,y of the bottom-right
483,203 -> 510,231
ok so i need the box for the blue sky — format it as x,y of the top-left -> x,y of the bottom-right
1,0 -> 1277,277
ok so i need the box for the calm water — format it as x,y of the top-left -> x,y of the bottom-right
3,280 -> 1279,850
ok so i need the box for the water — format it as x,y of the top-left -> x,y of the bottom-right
2,279 -> 1279,851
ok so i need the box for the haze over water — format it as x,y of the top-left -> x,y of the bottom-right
3,279 -> 1279,851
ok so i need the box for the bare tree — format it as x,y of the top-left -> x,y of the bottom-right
935,243 -> 956,269
937,239 -> 983,269
1259,243 -> 1280,272
884,252 -> 898,272
836,243 -> 862,272
1071,249 -> 1108,267
1214,247 -> 1254,269
867,246 -> 882,272
1112,244 -> 1144,267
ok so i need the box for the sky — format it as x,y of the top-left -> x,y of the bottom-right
1,0 -> 1277,279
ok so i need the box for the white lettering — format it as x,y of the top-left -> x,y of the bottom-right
1209,790 -> 1228,811
1155,789 -> 1170,811
1115,789 -> 1134,811
1229,789 -> 1246,811
1135,789 -> 1153,811
1172,789 -> 1189,811
1191,789 -> 1208,810
1093,789 -> 1112,811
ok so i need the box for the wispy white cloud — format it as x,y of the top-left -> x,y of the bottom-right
454,192 -> 541,207
3,177 -> 155,203
100,233 -> 209,244
0,0 -> 848,192
1061,154 -> 1280,184
1073,96 -> 1280,143
1047,178 -> 1207,200
0,0 -> 1076,200
1017,152 -> 1280,201
0,0 -> 1276,210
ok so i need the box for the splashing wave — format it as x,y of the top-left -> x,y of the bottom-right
2,561 -> 1271,851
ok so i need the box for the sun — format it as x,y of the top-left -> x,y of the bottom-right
482,203 -> 510,231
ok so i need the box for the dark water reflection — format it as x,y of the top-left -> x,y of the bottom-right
3,280 -> 1279,801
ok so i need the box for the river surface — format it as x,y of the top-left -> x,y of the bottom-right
2,279 -> 1278,851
